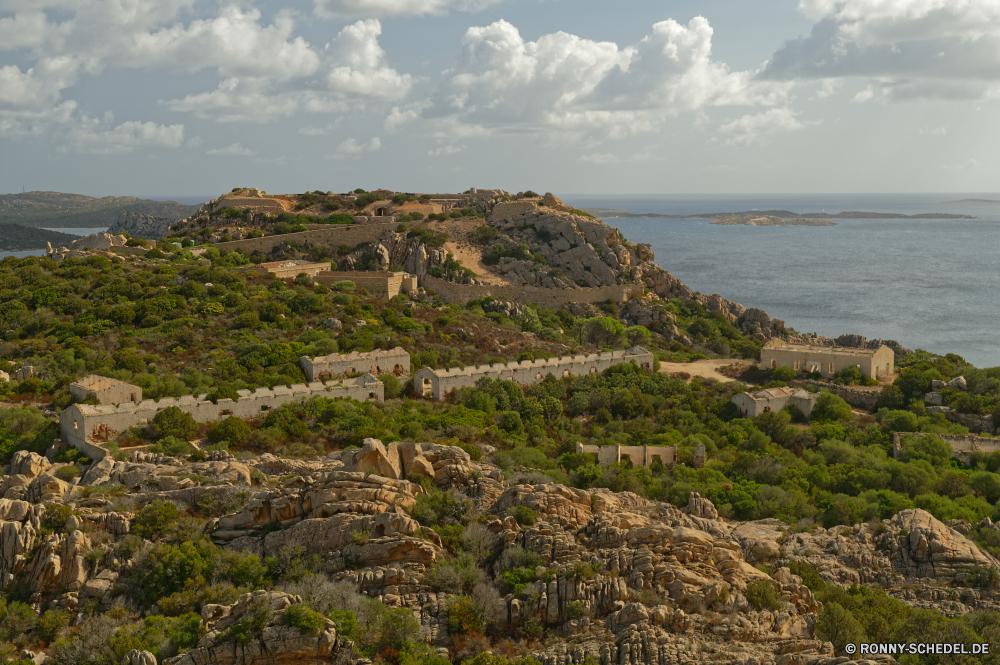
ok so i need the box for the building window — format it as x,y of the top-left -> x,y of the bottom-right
770,359 -> 777,370
794,360 -> 800,370
829,363 -> 834,374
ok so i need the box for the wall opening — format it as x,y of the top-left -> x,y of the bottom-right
770,359 -> 777,370
794,360 -> 800,371
828,363 -> 834,374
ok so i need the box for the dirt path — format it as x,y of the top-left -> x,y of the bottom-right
659,358 -> 754,382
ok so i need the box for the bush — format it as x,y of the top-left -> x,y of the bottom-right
151,406 -> 198,440
132,500 -> 180,539
810,392 -> 852,422
55,464 -> 80,481
209,416 -> 252,446
36,608 -> 70,645
282,604 -> 326,636
148,436 -> 197,457
508,505 -> 537,527
814,602 -> 865,655
744,579 -> 783,611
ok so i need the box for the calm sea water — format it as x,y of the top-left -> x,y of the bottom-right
1,227 -> 107,258
566,194 -> 1000,368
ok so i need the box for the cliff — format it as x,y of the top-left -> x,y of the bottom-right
107,210 -> 176,240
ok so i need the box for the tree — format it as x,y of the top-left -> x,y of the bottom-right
151,407 -> 198,440
583,317 -> 624,348
132,500 -> 180,539
811,392 -> 852,422
815,602 -> 865,655
875,385 -> 907,411
209,416 -> 251,446
624,325 -> 652,348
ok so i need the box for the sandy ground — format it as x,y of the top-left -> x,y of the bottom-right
425,217 -> 510,285
659,358 -> 754,382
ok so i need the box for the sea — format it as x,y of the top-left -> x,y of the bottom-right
1,227 -> 108,259
566,194 -> 1000,368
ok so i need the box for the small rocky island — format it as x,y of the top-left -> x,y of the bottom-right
711,215 -> 837,226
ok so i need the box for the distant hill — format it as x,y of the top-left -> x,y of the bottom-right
711,215 -> 836,227
0,224 -> 82,251
0,191 -> 199,228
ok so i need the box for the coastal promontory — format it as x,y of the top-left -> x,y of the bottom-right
710,215 -> 837,226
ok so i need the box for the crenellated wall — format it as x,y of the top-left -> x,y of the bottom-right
61,376 -> 384,459
213,222 -> 410,255
414,347 -> 653,400
419,275 -> 643,307
576,442 -> 678,468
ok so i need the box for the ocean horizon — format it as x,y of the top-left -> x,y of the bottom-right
566,193 -> 1000,368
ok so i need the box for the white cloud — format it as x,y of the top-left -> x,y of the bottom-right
718,107 -> 807,147
762,0 -> 1000,101
206,142 -> 256,156
578,153 -> 620,164
944,158 -> 980,170
324,20 -> 412,99
59,113 -> 185,154
329,136 -> 382,158
919,124 -> 947,135
314,0 -> 503,17
852,85 -> 874,102
420,17 -> 789,139
428,144 -> 464,156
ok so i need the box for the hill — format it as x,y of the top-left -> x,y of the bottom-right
711,215 -> 837,226
0,191 -> 198,228
0,223 -> 83,251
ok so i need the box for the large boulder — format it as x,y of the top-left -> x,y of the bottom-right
883,509 -> 1000,582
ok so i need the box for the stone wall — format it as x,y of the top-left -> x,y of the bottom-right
893,432 -> 1000,464
301,348 -> 410,381
577,442 -> 678,468
489,201 -> 537,222
218,197 -> 287,214
420,275 -> 643,307
243,261 -> 331,279
315,271 -> 416,298
731,388 -> 818,418
763,340 -> 894,380
214,222 -> 407,255
69,375 -> 142,406
61,376 -> 384,460
788,380 -> 880,409
414,347 -> 653,400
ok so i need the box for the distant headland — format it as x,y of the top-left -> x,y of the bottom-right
710,215 -> 836,227
582,208 -> 976,220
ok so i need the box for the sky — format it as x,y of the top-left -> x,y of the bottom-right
1,0 -> 999,198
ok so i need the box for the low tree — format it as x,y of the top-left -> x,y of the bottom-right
583,317 -> 624,348
624,325 -> 652,348
151,407 -> 198,441
815,602 -> 865,655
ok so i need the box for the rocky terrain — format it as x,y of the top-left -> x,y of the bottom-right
108,211 -> 176,240
2,438 -> 998,665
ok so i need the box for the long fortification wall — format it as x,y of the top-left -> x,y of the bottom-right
892,431 -> 1000,464
415,348 -> 653,400
577,442 -> 678,468
301,348 -> 410,381
315,271 -> 414,297
218,197 -> 287,214
788,380 -> 879,409
420,275 -> 643,307
214,222 -> 410,255
61,377 -> 383,460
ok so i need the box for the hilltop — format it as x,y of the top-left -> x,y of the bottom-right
0,186 -> 996,665
0,191 -> 198,228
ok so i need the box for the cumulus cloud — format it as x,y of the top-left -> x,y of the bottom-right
419,17 -> 789,139
206,142 -> 256,156
329,136 -> 382,158
761,0 -> 1000,101
578,153 -> 620,164
59,113 -> 185,154
718,107 -> 807,147
314,0 -> 503,17
852,85 -> 874,102
428,144 -> 464,156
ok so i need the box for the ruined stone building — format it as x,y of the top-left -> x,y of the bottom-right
414,347 -> 654,400
242,260 -> 331,280
314,272 -> 418,298
893,432 -> 1000,465
576,442 -> 678,468
70,375 -> 142,405
731,387 -> 818,418
762,340 -> 894,380
300,348 -> 410,382
61,376 -> 384,460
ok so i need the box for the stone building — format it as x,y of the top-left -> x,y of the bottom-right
243,260 -> 331,280
761,340 -> 894,380
70,375 -> 142,405
415,347 -> 653,400
731,387 -> 818,418
893,432 -> 1000,465
300,348 -> 410,381
315,271 -> 418,298
576,442 -> 678,468
61,375 -> 384,460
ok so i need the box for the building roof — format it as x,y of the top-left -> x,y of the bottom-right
71,375 -> 132,392
249,260 -> 329,271
747,387 -> 814,401
764,340 -> 882,358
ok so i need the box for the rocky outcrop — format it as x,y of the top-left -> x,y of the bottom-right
166,591 -> 357,665
880,509 -> 1000,583
108,211 -> 174,240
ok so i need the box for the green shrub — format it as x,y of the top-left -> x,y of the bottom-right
209,417 -> 251,446
132,500 -> 180,540
36,609 -> 70,645
151,406 -> 198,440
282,604 -> 326,636
508,505 -> 537,527
55,465 -> 80,481
744,579 -> 783,611
148,436 -> 197,457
